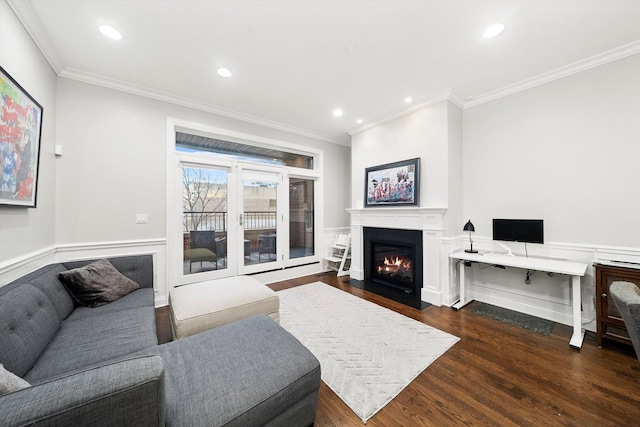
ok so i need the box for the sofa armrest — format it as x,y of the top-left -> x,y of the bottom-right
0,355 -> 164,427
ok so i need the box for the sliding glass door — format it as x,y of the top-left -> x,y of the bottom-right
238,168 -> 284,275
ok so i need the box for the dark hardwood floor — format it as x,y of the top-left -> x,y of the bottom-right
156,273 -> 640,426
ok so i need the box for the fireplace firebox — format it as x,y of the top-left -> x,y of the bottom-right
363,227 -> 423,299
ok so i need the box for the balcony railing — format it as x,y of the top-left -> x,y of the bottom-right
183,211 -> 277,232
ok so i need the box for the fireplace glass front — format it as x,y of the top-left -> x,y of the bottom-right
363,227 -> 423,296
371,242 -> 414,291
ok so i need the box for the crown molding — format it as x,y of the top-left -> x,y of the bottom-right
7,0 -> 348,147
347,89 -> 464,136
10,0 -> 640,143
7,0 -> 64,74
59,68 -> 350,146
465,40 -> 640,109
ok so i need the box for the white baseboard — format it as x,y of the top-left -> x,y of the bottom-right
453,237 -> 638,330
420,287 -> 443,306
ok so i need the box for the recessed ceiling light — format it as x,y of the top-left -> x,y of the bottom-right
333,109 -> 344,117
404,97 -> 413,103
356,119 -> 363,124
217,67 -> 232,78
483,23 -> 505,39
98,25 -> 122,40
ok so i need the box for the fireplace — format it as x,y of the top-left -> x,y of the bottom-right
362,227 -> 424,305
348,207 -> 445,307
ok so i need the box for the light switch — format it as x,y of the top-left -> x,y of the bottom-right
136,214 -> 148,224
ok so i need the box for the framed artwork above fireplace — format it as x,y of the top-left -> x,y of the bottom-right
364,158 -> 419,207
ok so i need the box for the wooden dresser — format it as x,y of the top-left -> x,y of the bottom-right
594,261 -> 640,347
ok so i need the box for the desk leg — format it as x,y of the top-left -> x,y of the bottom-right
453,261 -> 473,310
569,274 -> 585,349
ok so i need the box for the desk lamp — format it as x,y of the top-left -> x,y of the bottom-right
464,220 -> 478,253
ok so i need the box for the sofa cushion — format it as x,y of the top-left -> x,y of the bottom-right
25,306 -> 157,383
67,288 -> 155,322
62,255 -> 154,289
58,259 -> 140,308
0,356 -> 165,427
5,264 -> 76,321
0,285 -> 61,377
140,315 -> 320,427
0,363 -> 31,396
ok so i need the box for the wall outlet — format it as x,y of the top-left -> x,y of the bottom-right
136,214 -> 148,224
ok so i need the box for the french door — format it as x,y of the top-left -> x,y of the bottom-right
178,160 -> 234,285
176,158 -> 289,285
238,166 -> 285,275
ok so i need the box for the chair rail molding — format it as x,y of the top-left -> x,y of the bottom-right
0,239 -> 169,307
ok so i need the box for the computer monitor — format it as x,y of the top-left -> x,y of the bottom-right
492,219 -> 544,244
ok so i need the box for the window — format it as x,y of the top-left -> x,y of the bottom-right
176,132 -> 314,169
289,178 -> 314,258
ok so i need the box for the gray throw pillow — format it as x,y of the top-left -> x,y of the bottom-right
0,363 -> 31,395
58,259 -> 140,307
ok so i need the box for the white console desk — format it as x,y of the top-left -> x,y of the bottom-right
450,250 -> 588,349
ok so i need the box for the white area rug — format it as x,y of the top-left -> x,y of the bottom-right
278,282 -> 459,423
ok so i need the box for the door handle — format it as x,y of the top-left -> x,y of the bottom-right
239,214 -> 243,226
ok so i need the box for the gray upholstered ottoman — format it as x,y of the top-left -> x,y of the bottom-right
170,276 -> 279,339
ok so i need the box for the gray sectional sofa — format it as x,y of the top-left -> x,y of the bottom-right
0,255 -> 321,426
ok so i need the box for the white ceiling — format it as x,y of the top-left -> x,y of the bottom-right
9,0 -> 640,145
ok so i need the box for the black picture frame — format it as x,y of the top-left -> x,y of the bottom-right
0,65 -> 43,208
364,158 -> 420,207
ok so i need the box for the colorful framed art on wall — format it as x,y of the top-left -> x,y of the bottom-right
364,158 -> 420,207
0,65 -> 43,207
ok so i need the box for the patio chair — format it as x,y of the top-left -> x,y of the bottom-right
187,230 -> 218,272
258,234 -> 277,262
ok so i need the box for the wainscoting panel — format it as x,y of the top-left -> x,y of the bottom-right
450,237 -> 640,331
0,240 -> 168,307
0,245 -> 57,286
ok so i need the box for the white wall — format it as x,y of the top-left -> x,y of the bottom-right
446,103 -> 464,238
463,53 -> 640,248
352,102 -> 446,204
0,0 -> 351,297
0,0 -> 57,263
351,100 -> 463,237
55,78 -> 351,242
52,78 -> 351,303
462,53 -> 640,327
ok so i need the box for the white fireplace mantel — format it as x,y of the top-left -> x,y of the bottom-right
347,207 -> 446,231
347,207 -> 447,306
